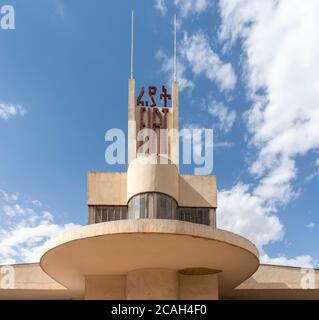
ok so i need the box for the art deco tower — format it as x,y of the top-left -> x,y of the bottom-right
1,13 -> 318,302
39,14 -> 259,300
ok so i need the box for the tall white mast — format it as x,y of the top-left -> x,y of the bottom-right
173,14 -> 177,82
130,10 -> 134,80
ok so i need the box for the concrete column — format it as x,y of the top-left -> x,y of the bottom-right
126,268 -> 179,300
179,273 -> 219,300
209,208 -> 217,228
85,275 -> 126,300
127,156 -> 179,203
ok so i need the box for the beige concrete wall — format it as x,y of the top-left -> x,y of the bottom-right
179,175 -> 217,208
87,172 -> 127,206
88,171 -> 216,208
179,274 -> 219,300
127,156 -> 179,202
230,265 -> 319,300
126,268 -> 178,300
0,263 -> 71,300
84,270 -> 220,300
238,264 -> 319,290
85,275 -> 126,300
0,263 -> 66,290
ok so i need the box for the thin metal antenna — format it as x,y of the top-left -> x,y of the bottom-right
130,10 -> 134,80
173,14 -> 177,82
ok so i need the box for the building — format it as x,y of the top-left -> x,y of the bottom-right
0,77 -> 318,300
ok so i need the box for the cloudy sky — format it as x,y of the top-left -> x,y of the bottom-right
0,0 -> 318,267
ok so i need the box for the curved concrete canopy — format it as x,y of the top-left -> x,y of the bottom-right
40,219 -> 259,298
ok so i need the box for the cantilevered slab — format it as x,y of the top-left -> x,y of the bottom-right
40,220 -> 259,298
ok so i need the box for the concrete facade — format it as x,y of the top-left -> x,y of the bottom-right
38,219 -> 259,298
87,171 -> 217,208
85,275 -> 126,300
126,269 -> 179,300
2,262 -> 318,300
0,78 -> 318,300
179,274 -> 219,300
87,172 -> 127,206
127,156 -> 179,202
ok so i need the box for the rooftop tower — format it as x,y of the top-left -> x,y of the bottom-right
39,13 -> 259,300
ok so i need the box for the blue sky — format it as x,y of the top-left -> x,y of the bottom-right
0,0 -> 318,266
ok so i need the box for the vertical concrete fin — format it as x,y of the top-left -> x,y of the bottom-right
128,79 -> 136,164
171,81 -> 179,168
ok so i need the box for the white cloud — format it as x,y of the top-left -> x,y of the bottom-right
31,200 -> 42,207
3,205 -> 16,217
253,157 -> 298,204
219,0 -> 319,205
42,211 -> 54,221
174,0 -> 209,17
160,0 -> 315,268
156,50 -> 194,91
0,222 -> 78,264
0,189 -> 80,264
2,204 -> 30,218
307,159 -> 319,181
0,190 -> 19,202
216,0 -> 319,267
306,170 -> 319,182
261,254 -> 314,268
217,183 -> 284,252
207,100 -> 236,133
155,0 -> 209,17
156,33 -> 237,93
0,103 -> 26,120
306,223 -> 315,231
155,0 -> 167,15
181,32 -> 237,91
217,184 -> 317,268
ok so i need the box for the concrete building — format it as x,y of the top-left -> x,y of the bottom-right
0,78 -> 318,300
